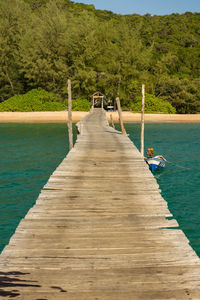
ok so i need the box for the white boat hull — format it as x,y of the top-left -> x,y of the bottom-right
145,156 -> 166,171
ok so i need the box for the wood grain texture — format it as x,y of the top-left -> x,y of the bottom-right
0,109 -> 200,299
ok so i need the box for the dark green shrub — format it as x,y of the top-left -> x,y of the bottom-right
131,93 -> 176,114
0,89 -> 66,112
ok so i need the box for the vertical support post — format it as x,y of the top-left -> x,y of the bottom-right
101,97 -> 104,110
141,84 -> 145,158
92,96 -> 94,109
110,114 -> 115,129
116,97 -> 126,135
67,79 -> 73,150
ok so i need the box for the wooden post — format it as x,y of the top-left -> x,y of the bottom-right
116,97 -> 126,135
67,79 -> 73,150
141,84 -> 145,158
92,96 -> 94,109
110,114 -> 115,129
101,97 -> 104,110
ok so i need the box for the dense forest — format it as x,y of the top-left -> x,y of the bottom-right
0,0 -> 200,112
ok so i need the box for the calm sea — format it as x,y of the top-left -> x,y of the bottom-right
0,123 -> 200,257
125,123 -> 200,257
0,123 -> 76,253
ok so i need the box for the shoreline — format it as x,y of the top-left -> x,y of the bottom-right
0,111 -> 200,123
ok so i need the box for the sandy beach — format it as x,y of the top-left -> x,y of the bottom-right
0,111 -> 200,123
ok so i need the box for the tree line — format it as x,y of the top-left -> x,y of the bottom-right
0,0 -> 200,113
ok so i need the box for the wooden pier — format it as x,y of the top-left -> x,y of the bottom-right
1,108 -> 200,299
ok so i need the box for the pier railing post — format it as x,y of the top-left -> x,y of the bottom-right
92,96 -> 94,110
110,114 -> 115,129
101,97 -> 104,110
116,97 -> 126,135
68,79 -> 73,150
141,84 -> 145,157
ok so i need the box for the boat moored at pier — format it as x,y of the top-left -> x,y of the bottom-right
145,148 -> 166,171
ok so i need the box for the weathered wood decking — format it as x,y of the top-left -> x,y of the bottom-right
1,108 -> 200,299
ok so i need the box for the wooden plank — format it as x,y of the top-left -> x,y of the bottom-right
0,108 -> 200,299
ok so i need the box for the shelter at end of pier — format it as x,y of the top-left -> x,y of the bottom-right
91,91 -> 106,109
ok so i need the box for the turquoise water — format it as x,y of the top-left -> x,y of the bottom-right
125,123 -> 200,257
1,123 -> 200,258
0,124 -> 77,253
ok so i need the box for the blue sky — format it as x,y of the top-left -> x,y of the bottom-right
73,0 -> 200,15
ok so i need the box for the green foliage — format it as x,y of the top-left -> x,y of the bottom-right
0,89 -> 66,111
0,0 -> 30,100
72,98 -> 90,111
0,0 -> 200,112
131,93 -> 176,114
155,77 -> 200,113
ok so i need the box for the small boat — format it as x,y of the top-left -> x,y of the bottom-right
145,148 -> 166,171
145,155 -> 166,171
